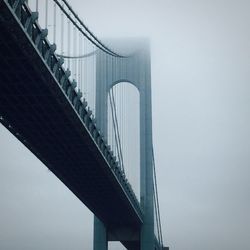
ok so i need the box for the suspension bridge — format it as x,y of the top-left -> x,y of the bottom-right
0,0 -> 167,249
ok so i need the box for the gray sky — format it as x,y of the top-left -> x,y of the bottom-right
1,0 -> 250,249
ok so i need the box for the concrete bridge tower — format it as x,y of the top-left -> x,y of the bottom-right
94,40 -> 154,250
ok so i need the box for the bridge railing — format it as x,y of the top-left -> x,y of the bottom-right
4,0 -> 143,220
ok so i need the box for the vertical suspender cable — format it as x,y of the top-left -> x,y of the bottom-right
78,32 -> 81,90
121,75 -> 124,172
61,2 -> 64,55
118,88 -> 120,161
91,43 -> 93,109
84,37 -> 87,99
123,60 -> 126,172
86,41 -> 88,101
152,149 -> 163,247
45,0 -> 48,29
93,44 -> 95,114
109,91 -> 121,169
73,25 -> 76,80
53,2 -> 57,44
81,37 -> 84,95
67,14 -> 71,70
112,58 -> 116,157
109,57 -> 113,151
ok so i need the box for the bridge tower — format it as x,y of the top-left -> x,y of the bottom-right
94,40 -> 154,250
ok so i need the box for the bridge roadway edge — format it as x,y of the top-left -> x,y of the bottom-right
0,0 -> 143,245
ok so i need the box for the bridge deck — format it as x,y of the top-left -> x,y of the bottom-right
0,0 -> 142,239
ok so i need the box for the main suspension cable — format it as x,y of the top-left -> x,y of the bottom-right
109,91 -> 122,171
58,0 -> 126,58
111,88 -> 124,172
53,0 -> 126,58
152,148 -> 164,247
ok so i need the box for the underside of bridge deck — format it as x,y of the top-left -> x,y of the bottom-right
0,2 -> 142,249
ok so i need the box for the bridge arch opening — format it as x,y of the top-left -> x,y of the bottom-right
107,81 -> 140,198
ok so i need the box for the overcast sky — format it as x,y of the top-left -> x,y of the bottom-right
1,0 -> 250,249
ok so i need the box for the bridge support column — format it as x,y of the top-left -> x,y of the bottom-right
94,40 -> 154,250
94,50 -> 109,250
94,217 -> 108,250
139,72 -> 154,250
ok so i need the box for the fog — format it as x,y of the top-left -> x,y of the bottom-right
1,0 -> 250,249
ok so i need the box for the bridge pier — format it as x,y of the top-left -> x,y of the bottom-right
139,71 -> 154,250
94,217 -> 108,250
